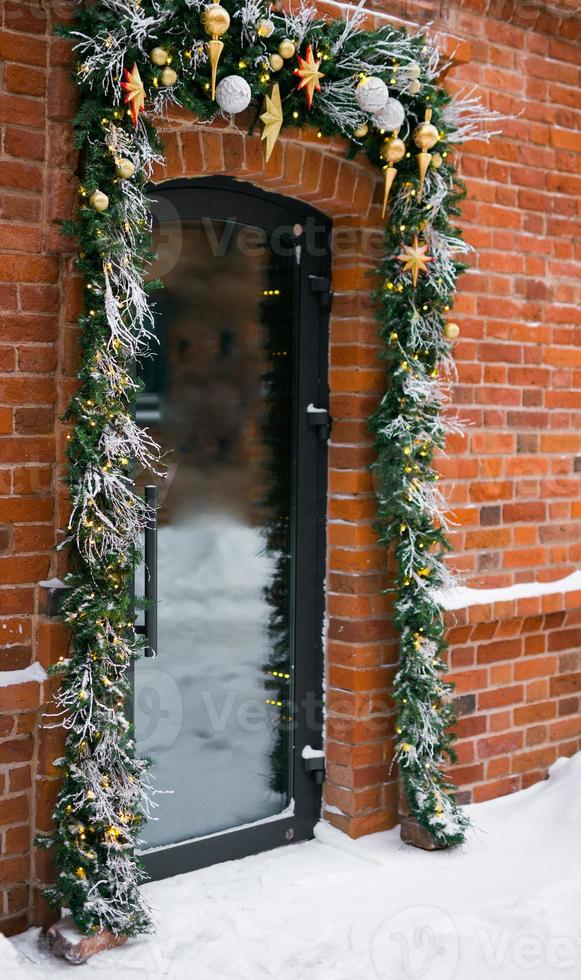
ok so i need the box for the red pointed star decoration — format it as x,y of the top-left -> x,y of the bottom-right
293,45 -> 325,110
396,235 -> 434,288
121,63 -> 146,127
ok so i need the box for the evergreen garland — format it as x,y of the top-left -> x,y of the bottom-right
47,0 -> 498,936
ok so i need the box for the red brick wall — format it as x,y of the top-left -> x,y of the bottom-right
434,0 -> 581,804
0,0 -> 76,935
0,0 -> 580,934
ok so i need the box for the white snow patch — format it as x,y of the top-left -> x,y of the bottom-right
435,569 -> 581,610
9,752 -> 581,979
38,578 -> 67,590
0,662 -> 47,688
323,803 -> 346,817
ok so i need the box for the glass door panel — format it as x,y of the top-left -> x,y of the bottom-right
134,217 -> 295,848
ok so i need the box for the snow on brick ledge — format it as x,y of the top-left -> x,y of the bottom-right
0,662 -> 47,713
0,662 -> 47,688
434,570 -> 581,626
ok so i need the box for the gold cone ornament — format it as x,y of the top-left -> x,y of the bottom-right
379,130 -> 406,217
260,83 -> 283,162
203,0 -> 231,100
413,108 -> 439,202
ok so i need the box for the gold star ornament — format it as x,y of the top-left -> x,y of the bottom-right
396,235 -> 434,288
260,83 -> 283,162
121,63 -> 146,127
293,45 -> 325,110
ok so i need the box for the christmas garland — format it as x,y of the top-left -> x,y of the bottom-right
47,0 -> 498,938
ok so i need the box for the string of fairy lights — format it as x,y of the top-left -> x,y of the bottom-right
49,0 -> 499,937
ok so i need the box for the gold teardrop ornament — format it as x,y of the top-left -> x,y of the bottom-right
413,108 -> 439,202
379,131 -> 406,217
203,0 -> 231,100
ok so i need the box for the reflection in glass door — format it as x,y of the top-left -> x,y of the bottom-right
133,179 -> 330,875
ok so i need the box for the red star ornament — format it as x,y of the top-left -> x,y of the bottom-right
121,63 -> 146,127
293,45 -> 325,110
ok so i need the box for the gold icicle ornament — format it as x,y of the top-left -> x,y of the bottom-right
202,0 -> 231,100
413,108 -> 439,202
379,129 -> 406,217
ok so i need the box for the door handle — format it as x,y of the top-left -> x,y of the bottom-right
306,403 -> 330,441
142,484 -> 158,658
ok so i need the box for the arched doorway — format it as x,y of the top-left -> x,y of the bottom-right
133,177 -> 331,879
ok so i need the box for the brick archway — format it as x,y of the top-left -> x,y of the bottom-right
152,121 -> 399,838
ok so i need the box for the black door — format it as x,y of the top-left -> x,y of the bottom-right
133,177 -> 330,880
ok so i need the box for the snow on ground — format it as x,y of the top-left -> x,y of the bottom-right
7,752 -> 581,979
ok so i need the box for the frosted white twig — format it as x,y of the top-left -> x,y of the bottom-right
99,414 -> 164,474
329,0 -> 367,54
234,0 -> 267,42
317,77 -> 365,133
103,261 -> 155,358
71,31 -> 127,98
282,0 -> 317,44
443,87 -> 505,144
68,465 -> 153,562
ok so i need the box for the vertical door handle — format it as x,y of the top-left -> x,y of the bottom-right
306,403 -> 330,441
143,484 -> 158,658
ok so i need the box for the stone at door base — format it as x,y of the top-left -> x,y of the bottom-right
399,782 -> 447,851
400,815 -> 447,851
45,915 -> 128,965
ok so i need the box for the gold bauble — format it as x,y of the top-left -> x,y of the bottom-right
257,18 -> 275,37
444,322 -> 460,340
380,134 -> 406,165
354,123 -> 369,138
269,53 -> 284,72
278,38 -> 296,59
431,152 -> 443,169
150,47 -> 168,66
116,158 -> 135,179
408,79 -> 422,95
89,190 -> 109,212
413,111 -> 439,152
203,1 -> 231,38
160,66 -> 178,87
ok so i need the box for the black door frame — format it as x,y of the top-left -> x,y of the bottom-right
138,176 -> 331,881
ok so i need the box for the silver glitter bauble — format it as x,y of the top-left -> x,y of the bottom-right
215,75 -> 252,114
354,76 -> 388,114
373,97 -> 405,132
